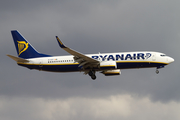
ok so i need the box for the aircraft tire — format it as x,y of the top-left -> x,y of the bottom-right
156,69 -> 159,74
91,75 -> 96,80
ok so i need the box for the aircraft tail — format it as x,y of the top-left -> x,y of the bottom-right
11,30 -> 51,59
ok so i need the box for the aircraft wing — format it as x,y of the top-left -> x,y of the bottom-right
56,36 -> 99,67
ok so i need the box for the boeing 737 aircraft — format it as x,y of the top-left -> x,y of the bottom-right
7,30 -> 174,80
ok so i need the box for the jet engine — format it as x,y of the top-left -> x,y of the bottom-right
102,69 -> 121,76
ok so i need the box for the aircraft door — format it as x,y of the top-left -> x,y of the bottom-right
152,53 -> 156,61
39,60 -> 43,68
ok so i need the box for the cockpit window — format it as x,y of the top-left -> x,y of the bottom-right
160,54 -> 166,57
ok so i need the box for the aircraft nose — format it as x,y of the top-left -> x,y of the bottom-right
168,57 -> 174,63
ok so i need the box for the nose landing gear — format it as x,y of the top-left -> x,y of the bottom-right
156,66 -> 165,74
156,69 -> 159,74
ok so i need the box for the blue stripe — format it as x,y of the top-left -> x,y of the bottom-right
117,62 -> 167,69
18,64 -> 80,72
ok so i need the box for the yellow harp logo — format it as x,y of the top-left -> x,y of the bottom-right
17,41 -> 29,55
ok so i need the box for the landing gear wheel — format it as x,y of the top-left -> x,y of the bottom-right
91,75 -> 96,80
156,69 -> 159,74
88,70 -> 96,80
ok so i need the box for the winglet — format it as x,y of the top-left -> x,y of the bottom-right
56,36 -> 66,48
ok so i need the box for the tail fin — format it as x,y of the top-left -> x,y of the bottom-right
11,30 -> 51,59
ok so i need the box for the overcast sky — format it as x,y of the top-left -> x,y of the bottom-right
0,0 -> 180,120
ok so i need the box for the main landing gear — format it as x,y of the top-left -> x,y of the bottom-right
88,70 -> 96,80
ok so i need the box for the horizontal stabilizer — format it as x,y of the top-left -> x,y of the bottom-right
7,55 -> 29,62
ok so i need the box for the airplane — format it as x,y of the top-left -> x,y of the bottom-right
7,30 -> 174,80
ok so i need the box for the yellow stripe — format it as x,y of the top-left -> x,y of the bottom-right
104,72 -> 119,74
17,61 -> 168,66
17,62 -> 79,65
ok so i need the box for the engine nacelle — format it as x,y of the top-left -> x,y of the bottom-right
102,69 -> 121,76
99,61 -> 117,70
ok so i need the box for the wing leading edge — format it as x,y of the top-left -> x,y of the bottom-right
56,36 -> 99,67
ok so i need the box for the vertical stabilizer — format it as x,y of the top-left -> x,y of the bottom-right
11,30 -> 51,59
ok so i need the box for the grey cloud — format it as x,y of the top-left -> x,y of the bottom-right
0,95 -> 180,120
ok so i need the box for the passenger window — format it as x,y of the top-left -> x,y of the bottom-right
160,54 -> 166,57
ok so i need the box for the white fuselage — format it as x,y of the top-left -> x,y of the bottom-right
18,51 -> 174,72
